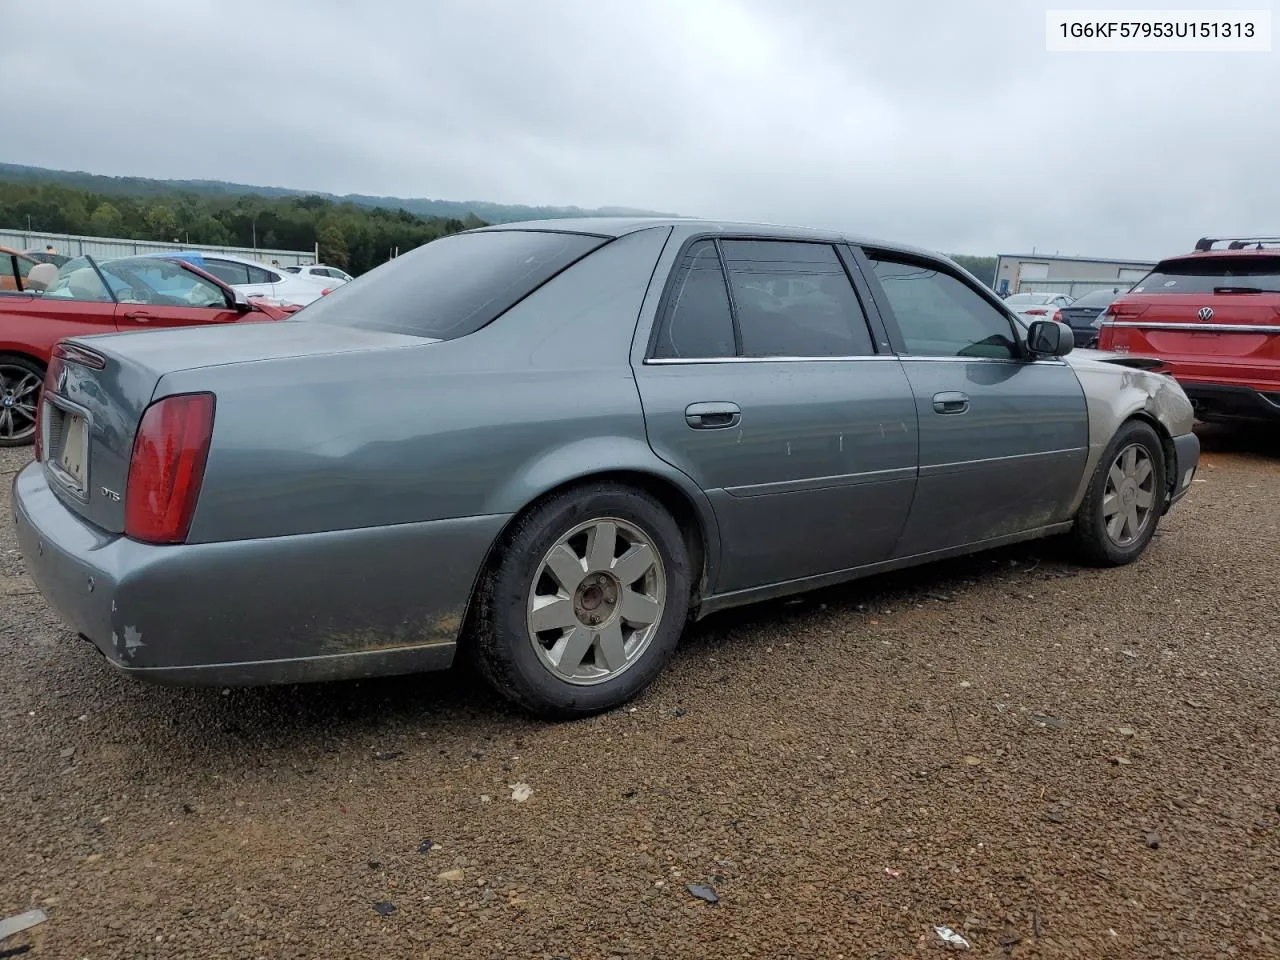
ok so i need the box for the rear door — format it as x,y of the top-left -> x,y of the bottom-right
858,249 -> 1088,557
633,235 -> 919,594
1100,254 -> 1280,389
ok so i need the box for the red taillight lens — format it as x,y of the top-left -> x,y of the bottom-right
1052,309 -> 1062,322
1107,302 -> 1148,319
321,287 -> 333,296
1024,308 -> 1048,316
124,393 -> 215,545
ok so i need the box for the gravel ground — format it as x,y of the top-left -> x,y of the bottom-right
1,426 -> 1277,960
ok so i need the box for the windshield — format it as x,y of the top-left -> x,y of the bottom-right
1131,256 -> 1280,294
296,229 -> 608,339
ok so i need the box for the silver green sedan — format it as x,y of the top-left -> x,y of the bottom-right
13,218 -> 1200,717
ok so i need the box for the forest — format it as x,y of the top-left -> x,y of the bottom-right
0,180 -> 482,275
0,166 -> 998,285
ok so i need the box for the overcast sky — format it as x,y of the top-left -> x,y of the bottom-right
1,0 -> 1275,258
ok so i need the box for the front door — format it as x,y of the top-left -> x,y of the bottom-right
858,250 -> 1089,557
633,236 -> 920,594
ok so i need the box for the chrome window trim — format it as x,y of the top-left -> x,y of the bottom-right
1101,321 -> 1280,334
643,355 -> 1064,366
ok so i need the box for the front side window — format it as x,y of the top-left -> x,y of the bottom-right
284,266 -> 301,274
868,255 -> 1020,360
297,229 -> 607,340
42,257 -> 113,303
98,257 -> 227,308
721,240 -> 875,357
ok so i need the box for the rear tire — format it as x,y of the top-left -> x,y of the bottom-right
1070,419 -> 1166,567
471,483 -> 692,719
0,354 -> 44,447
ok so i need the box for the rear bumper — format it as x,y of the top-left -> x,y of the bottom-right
12,461 -> 508,686
1166,432 -> 1200,511
1180,382 -> 1280,423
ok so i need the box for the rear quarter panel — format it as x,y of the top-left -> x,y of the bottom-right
170,226 -> 711,548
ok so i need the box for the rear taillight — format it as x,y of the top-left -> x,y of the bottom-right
321,287 -> 334,296
124,393 -> 215,545
1052,309 -> 1062,322
1106,302 -> 1148,319
1025,308 -> 1048,315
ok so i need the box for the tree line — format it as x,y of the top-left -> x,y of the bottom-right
0,181 -> 485,275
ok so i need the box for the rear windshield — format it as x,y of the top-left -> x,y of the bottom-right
296,229 -> 608,339
1005,293 -> 1053,304
1067,289 -> 1121,307
1132,256 -> 1280,295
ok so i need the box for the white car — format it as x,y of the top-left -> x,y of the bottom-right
159,252 -> 334,307
1004,291 -> 1074,322
284,263 -> 353,284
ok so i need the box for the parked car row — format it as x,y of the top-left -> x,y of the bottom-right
0,253 -> 292,444
11,216 -> 1201,718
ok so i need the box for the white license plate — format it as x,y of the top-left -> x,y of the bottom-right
60,413 -> 89,489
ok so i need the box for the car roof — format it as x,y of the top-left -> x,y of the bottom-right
471,217 -> 949,262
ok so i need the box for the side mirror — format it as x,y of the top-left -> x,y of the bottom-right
1027,319 -> 1074,358
231,288 -> 254,313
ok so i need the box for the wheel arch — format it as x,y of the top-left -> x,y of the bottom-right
461,443 -> 722,643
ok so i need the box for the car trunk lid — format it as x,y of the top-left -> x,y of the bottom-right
39,321 -> 431,533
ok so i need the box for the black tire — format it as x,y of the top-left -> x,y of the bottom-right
0,354 -> 44,448
471,482 -> 692,719
1070,419 -> 1167,567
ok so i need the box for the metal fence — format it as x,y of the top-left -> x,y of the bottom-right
0,228 -> 315,267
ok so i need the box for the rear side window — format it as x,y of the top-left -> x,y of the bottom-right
1132,256 -> 1280,294
203,260 -> 251,285
652,238 -> 876,359
246,265 -> 279,284
297,230 -> 607,339
721,240 -> 874,357
652,240 -> 737,359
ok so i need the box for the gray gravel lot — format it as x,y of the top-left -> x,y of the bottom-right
1,427 -> 1277,959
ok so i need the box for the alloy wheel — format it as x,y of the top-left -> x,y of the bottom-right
0,365 -> 40,443
526,517 -> 667,685
1102,443 -> 1156,546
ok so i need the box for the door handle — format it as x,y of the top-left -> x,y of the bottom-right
932,391 -> 970,415
684,401 -> 741,429
123,310 -> 156,322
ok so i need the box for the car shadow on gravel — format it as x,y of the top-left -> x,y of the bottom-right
75,534 -> 1079,763
1194,419 -> 1280,458
108,537 -> 1081,749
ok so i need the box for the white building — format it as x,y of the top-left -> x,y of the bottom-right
993,253 -> 1156,298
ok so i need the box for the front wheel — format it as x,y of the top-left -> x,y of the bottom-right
472,483 -> 692,719
1070,420 -> 1167,566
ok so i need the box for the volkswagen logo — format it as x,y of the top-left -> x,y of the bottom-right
1197,306 -> 1215,321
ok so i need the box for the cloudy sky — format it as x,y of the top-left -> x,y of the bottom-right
1,0 -> 1275,258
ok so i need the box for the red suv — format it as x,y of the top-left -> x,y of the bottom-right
1097,236 -> 1280,423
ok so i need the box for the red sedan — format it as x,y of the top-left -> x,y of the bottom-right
0,254 -> 292,445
